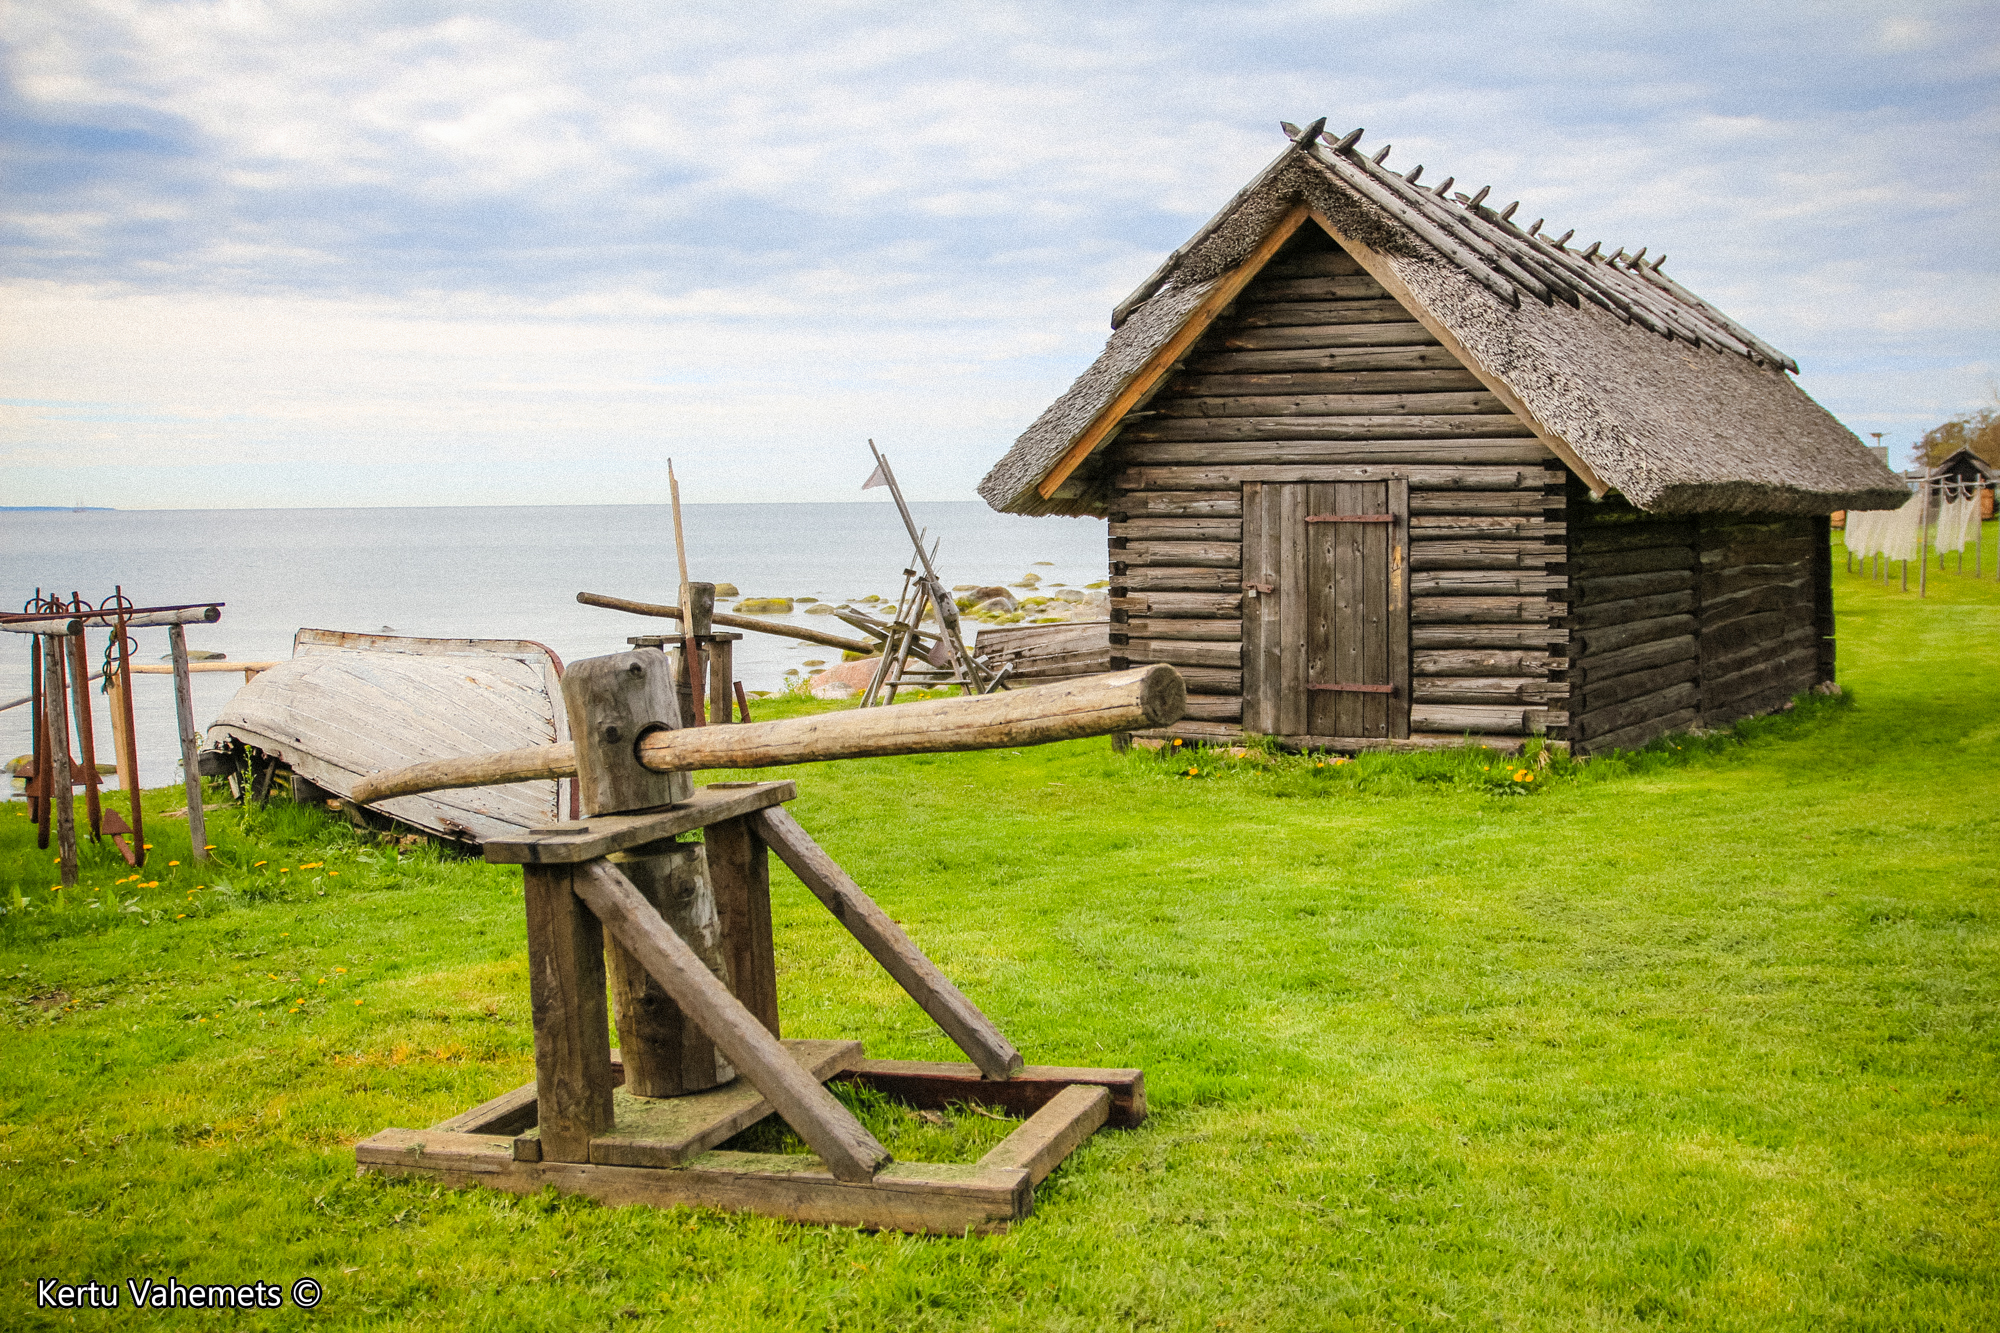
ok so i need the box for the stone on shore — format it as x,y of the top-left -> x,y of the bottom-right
713,583 -> 740,597
735,598 -> 793,614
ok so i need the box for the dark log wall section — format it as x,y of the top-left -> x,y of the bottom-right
1103,228 -> 1571,744
1565,484 -> 1833,753
1098,226 -> 1834,753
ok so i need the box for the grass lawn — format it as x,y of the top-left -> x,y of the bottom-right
2,532 -> 1995,1331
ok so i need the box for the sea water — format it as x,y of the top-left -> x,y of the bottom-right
2,502 -> 1108,790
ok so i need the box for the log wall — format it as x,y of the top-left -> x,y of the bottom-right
1102,230 -> 1570,744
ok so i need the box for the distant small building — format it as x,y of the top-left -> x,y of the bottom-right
978,119 -> 1905,755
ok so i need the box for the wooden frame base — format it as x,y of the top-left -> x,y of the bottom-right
358,1048 -> 1142,1234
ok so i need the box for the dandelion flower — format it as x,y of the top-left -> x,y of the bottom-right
176,914 -> 186,920
143,844 -> 153,850
334,967 -> 347,974
204,845 -> 215,851
328,871 -> 339,877
168,860 -> 180,867
353,999 -> 363,1007
254,861 -> 267,868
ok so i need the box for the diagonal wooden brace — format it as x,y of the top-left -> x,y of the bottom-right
754,808 -> 1024,1081
572,859 -> 892,1183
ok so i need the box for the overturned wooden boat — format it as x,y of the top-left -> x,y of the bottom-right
204,629 -> 572,843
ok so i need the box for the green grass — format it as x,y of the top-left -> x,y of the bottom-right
2,536 -> 1995,1331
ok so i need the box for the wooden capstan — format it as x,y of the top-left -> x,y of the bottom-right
356,657 -> 1181,1232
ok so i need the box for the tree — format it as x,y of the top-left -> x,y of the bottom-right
1918,399 -> 2000,470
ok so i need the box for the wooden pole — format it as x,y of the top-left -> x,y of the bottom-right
65,629 -> 103,839
167,624 -> 207,862
111,621 -> 144,867
1918,477 -> 1929,599
576,592 -> 878,656
42,634 -> 76,888
668,461 -> 704,728
29,635 -> 48,848
350,664 -> 1186,804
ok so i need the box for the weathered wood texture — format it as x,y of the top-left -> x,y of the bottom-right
753,808 -> 1023,1081
604,843 -> 733,1097
562,650 -> 692,815
522,864 -> 616,1162
1103,226 -> 1560,742
703,810 -> 782,1036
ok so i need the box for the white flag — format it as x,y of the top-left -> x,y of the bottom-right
862,460 -> 889,490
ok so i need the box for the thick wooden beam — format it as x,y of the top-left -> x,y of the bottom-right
753,808 -> 1024,1081
573,860 -> 891,1183
703,811 -> 781,1037
522,865 -> 616,1162
977,1085 -> 1111,1186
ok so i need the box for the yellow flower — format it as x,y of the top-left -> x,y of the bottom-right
143,843 -> 153,850
168,860 -> 180,867
279,868 -> 290,874
317,978 -> 325,985
204,845 -> 215,850
176,914 -> 186,920
353,999 -> 363,1007
254,861 -> 267,868
334,967 -> 346,974
328,871 -> 339,877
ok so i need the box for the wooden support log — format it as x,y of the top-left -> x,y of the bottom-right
1700,566 -> 1809,601
702,811 -> 781,1036
1113,440 -> 1551,467
1165,368 -> 1481,396
1411,570 -> 1566,596
1411,625 -> 1568,650
1566,546 -> 1695,578
753,808 -> 1024,1082
1698,536 -> 1817,567
1259,249 -> 1365,278
353,666 -> 1186,804
1154,391 -> 1508,418
1241,274 -> 1387,300
1107,518 -> 1243,542
1120,639 -> 1243,669
1412,648 -> 1556,677
1119,540 -> 1242,569
1570,614 -> 1695,658
1408,704 -> 1558,734
573,860 -> 892,1183
1410,596 -> 1559,624
976,1085 -> 1111,1186
1702,628 -> 1817,688
1410,540 -> 1562,570
1114,465 -> 1538,491
1566,634 -> 1696,686
1409,492 -> 1564,516
1116,567 -> 1243,593
1104,491 -> 1242,518
1116,618 -> 1242,642
1231,297 -> 1416,325
1411,515 -> 1565,538
1566,591 -> 1696,630
1699,582 -> 1812,623
1109,592 -> 1242,618
1570,569 -> 1695,604
1412,677 -> 1565,705
522,864 -> 615,1162
1576,681 -> 1699,739
1571,522 -> 1698,554
1577,658 -> 1699,712
577,592 -> 877,656
1123,415 -> 1536,444
1698,610 -> 1787,661
1218,321 -> 1439,351
1186,344 -> 1465,374
605,844 -> 733,1097
1581,707 -> 1700,755
1179,695 -> 1243,721
166,624 -> 207,864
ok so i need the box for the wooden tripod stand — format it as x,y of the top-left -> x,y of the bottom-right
357,649 -> 1143,1232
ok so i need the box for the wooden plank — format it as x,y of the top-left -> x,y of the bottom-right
1123,639 -> 1243,669
1697,536 -> 1817,567
1410,540 -> 1562,571
1111,439 -> 1551,467
589,1039 -> 864,1168
1571,522 -> 1699,554
1123,415 -> 1538,444
1411,570 -> 1566,596
1566,635 -> 1697,686
1292,733 -> 1538,755
1388,479 -> 1411,739
1037,203 -> 1312,500
1218,321 -> 1438,350
1578,658 -> 1699,712
1566,591 -> 1697,630
754,805 -> 1025,1080
1119,618 -> 1242,642
1409,492 -> 1565,516
1701,626 -> 1817,683
1108,591 -> 1243,619
1576,681 -> 1700,738
1277,484 -> 1309,737
1700,643 -> 1818,716
484,781 -> 796,865
1185,344 -> 1464,374
1128,718 -> 1247,742
1413,677 -> 1565,705
1116,566 -> 1243,593
357,1129 -> 1030,1235
840,1059 -> 1148,1129
977,1085 -> 1111,1186
1114,465 -> 1535,491
433,1079 -> 541,1136
1156,391 -> 1509,419
1568,545 -> 1696,579
573,860 -> 892,1183
1700,567 -> 1809,601
522,864 -> 616,1162
1571,569 -> 1695,604
1582,706 -> 1700,755
1106,490 -> 1242,518
1107,518 -> 1242,541
704,808 -> 780,1024
1411,515 -> 1565,538
1410,596 -> 1558,624
1165,368 -> 1482,397
1236,275 -> 1387,301
1412,625 -> 1569,650
1700,581 -> 1813,623
1258,249 -> 1365,278
1408,704 -> 1552,734
166,624 -> 206,864
1178,695 -> 1243,721
1120,540 -> 1242,568
1697,610 -> 1786,660
1413,648 -> 1555,677
1570,614 -> 1696,658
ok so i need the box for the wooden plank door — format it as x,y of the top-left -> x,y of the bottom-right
1242,481 -> 1409,741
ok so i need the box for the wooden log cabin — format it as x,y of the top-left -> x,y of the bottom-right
978,119 -> 1907,755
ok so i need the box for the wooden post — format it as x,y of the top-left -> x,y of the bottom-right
703,813 -> 780,1036
522,864 -> 616,1161
42,634 -> 76,887
560,650 -> 692,813
167,624 -> 207,862
28,636 -> 48,849
1918,478 -> 1930,599
708,632 -> 738,724
574,860 -> 891,1182
754,807 -> 1022,1080
65,631 -> 103,839
605,844 -> 735,1096
685,583 -> 713,726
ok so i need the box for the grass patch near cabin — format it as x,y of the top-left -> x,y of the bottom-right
0,538 -> 1995,1330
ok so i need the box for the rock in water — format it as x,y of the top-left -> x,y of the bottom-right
808,656 -> 882,700
804,603 -> 839,614
968,585 -> 1010,605
735,598 -> 794,615
713,583 -> 740,597
974,595 -> 1017,615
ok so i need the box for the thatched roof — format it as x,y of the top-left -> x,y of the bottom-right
979,120 -> 1908,518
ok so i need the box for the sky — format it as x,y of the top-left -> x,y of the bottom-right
3,0 -> 1996,509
